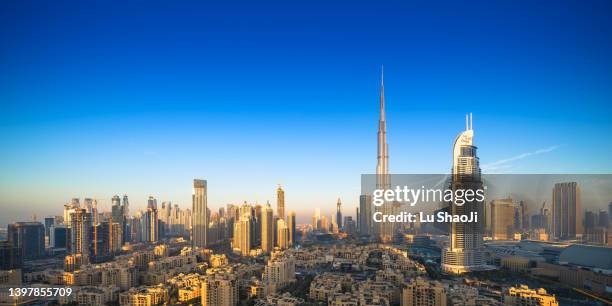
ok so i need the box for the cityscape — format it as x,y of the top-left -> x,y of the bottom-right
2,1 -> 612,306
1,70 -> 611,306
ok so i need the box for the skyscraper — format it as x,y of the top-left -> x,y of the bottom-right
111,195 -> 125,244
261,202 -> 274,253
192,179 -> 208,248
359,194 -> 372,236
277,185 -> 285,220
376,67 -> 393,242
441,114 -> 487,274
143,197 -> 159,242
288,211 -> 296,246
276,219 -> 289,249
70,208 -> 92,265
336,198 -> 343,230
7,222 -> 45,260
122,195 -> 130,217
233,213 -> 252,256
490,199 -> 515,240
91,198 -> 98,225
552,182 -> 581,240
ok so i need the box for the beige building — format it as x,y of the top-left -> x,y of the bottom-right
277,219 -> 290,249
490,199 -> 515,240
119,285 -> 169,306
503,285 -> 558,306
202,268 -> 239,306
277,185 -> 285,220
192,179 -> 208,247
401,277 -> 447,306
263,255 -> 295,293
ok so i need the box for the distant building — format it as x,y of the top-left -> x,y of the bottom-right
287,211 -> 296,246
142,197 -> 159,243
277,186 -> 285,220
359,194 -> 373,236
0,240 -> 22,270
192,179 -> 208,248
49,225 -> 69,250
490,199 -> 515,240
552,182 -> 581,240
233,208 -> 252,256
276,219 -> 289,249
44,217 -> 55,238
70,208 -> 92,266
336,198 -> 343,230
261,203 -> 274,253
7,222 -> 45,260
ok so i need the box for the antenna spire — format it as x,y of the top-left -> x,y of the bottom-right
470,113 -> 473,130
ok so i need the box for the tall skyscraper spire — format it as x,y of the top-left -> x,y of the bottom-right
376,66 -> 393,242
376,65 -> 389,190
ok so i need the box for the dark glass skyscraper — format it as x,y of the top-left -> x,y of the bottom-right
7,222 -> 45,260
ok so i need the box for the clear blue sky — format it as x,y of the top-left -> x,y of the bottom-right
1,0 -> 611,225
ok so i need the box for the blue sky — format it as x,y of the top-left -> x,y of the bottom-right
1,0 -> 611,224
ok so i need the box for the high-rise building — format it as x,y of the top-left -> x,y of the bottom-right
91,199 -> 98,225
233,210 -> 252,256
344,216 -> 356,234
277,185 -> 285,220
312,208 -> 321,231
276,219 -> 289,249
64,199 -> 79,225
261,202 -> 274,253
441,114 -> 487,274
70,208 -> 92,264
490,199 -> 515,240
111,195 -> 125,244
376,67 -> 392,242
359,194 -> 372,236
122,195 -> 130,217
7,222 -> 45,260
192,179 -> 208,248
44,217 -> 55,238
161,201 -> 172,234
49,224 -> 69,250
401,277 -> 447,306
552,182 -> 581,240
142,197 -> 160,243
93,221 -> 111,261
598,210 -> 609,228
287,211 -> 296,246
336,198 -> 343,230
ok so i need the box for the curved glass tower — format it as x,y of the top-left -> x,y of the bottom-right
441,114 -> 487,274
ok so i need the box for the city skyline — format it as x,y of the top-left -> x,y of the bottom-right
2,1 -> 612,226
1,2 -> 611,305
